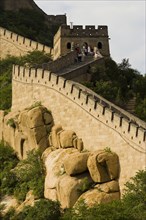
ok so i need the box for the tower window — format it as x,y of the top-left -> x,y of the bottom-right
97,42 -> 102,49
67,42 -> 71,49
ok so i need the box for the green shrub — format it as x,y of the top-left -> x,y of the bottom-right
27,101 -> 42,110
0,9 -> 60,47
78,177 -> 93,193
0,143 -> 45,201
0,142 -> 19,197
6,118 -> 16,128
0,51 -> 52,111
12,150 -> 45,201
14,199 -> 61,220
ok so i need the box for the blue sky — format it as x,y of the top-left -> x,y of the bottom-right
34,0 -> 146,74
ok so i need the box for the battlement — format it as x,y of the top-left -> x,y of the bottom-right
0,27 -> 53,59
12,65 -> 146,152
59,25 -> 109,37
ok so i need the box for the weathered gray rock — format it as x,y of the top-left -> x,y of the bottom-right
64,152 -> 90,175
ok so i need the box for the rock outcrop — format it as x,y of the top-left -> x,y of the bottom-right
87,150 -> 120,183
0,0 -> 46,13
49,125 -> 84,151
1,106 -> 121,209
2,105 -> 53,159
76,189 -> 120,207
44,147 -> 120,208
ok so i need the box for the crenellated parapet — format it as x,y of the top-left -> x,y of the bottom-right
59,25 -> 109,37
12,65 -> 146,153
53,25 -> 110,60
0,27 -> 53,59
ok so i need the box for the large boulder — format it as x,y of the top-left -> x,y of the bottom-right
94,180 -> 120,193
64,152 -> 90,175
76,189 -> 120,207
2,105 -> 53,159
49,125 -> 63,148
49,125 -> 84,151
87,150 -> 119,183
44,148 -> 78,198
57,173 -> 93,209
97,150 -> 119,180
59,130 -> 76,148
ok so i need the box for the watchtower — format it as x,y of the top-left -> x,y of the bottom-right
53,24 -> 110,60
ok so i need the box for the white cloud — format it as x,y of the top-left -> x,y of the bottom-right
34,0 -> 146,74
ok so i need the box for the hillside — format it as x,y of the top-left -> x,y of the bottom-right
85,58 -> 146,121
0,0 -> 44,12
0,0 -> 66,47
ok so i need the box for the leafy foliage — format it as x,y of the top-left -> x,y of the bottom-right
14,199 -> 61,220
1,141 -> 146,220
84,58 -> 146,121
0,142 -> 19,198
6,118 -> 16,128
0,141 -> 45,201
78,177 -> 93,193
0,51 -> 52,110
0,9 -> 60,47
12,149 -> 46,201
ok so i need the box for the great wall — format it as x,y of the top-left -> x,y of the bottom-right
0,27 -> 53,59
0,23 -> 146,195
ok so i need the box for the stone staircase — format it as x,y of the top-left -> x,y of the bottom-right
55,55 -> 103,81
125,96 -> 136,114
55,55 -> 95,75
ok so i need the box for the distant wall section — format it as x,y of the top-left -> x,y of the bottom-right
0,27 -> 53,59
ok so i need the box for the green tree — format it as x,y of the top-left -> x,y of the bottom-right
0,51 -> 52,110
0,142 -> 19,197
13,150 -> 45,201
13,199 -> 61,220
0,9 -> 60,47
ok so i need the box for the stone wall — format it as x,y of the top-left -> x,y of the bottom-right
42,51 -> 77,72
8,65 -> 146,193
0,27 -> 53,59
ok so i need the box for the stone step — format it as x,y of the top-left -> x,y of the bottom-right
125,97 -> 136,113
56,56 -> 95,75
